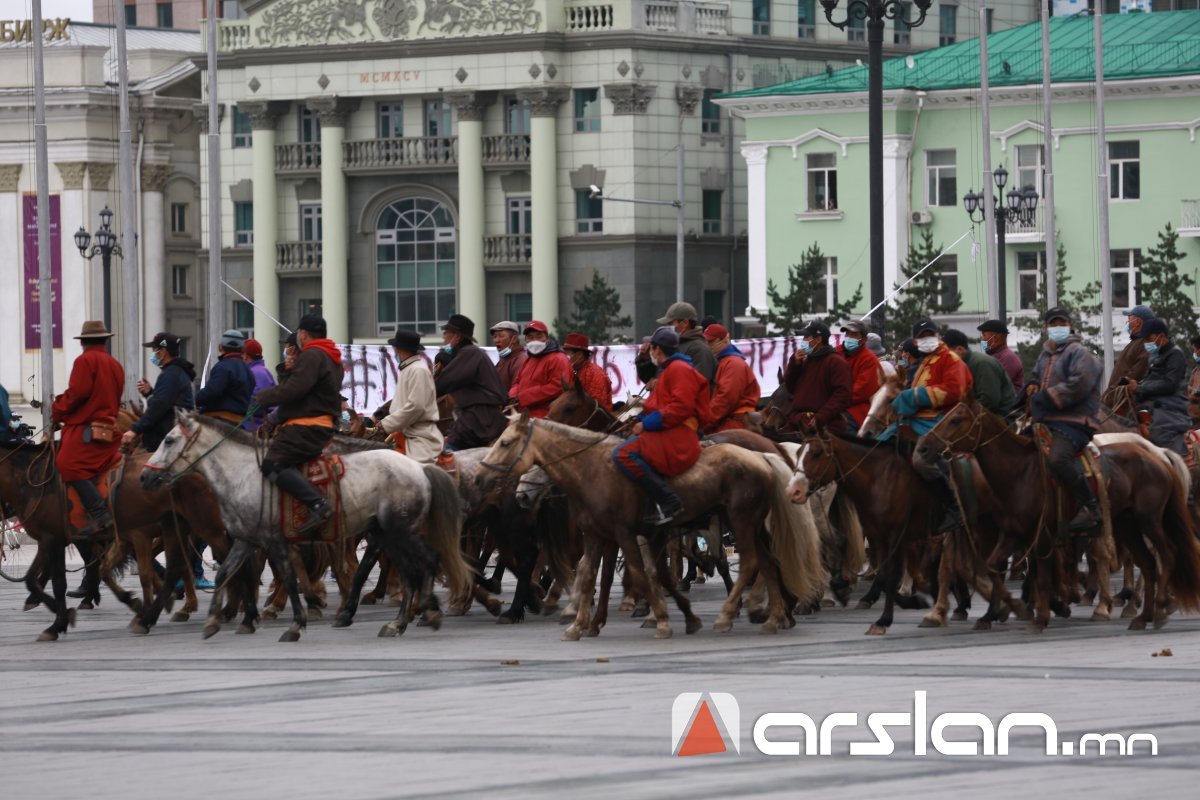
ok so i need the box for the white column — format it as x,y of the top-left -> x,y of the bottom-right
741,142 -> 769,316
519,87 -> 568,325
310,97 -> 359,344
242,101 -> 285,366
141,164 -> 171,362
447,91 -> 492,329
56,162 -> 88,367
882,138 -> 912,295
0,165 -> 22,396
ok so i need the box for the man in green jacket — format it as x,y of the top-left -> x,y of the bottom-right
942,329 -> 1016,415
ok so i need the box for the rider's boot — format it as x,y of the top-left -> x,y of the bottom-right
1066,473 -> 1102,533
930,474 -> 964,534
634,469 -> 684,527
69,479 -> 113,537
271,467 -> 333,536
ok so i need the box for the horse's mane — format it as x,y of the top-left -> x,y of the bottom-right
189,415 -> 390,453
531,417 -> 620,447
327,432 -> 392,453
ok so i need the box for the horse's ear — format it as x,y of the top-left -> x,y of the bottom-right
518,410 -> 530,427
777,366 -> 784,383
561,376 -> 571,392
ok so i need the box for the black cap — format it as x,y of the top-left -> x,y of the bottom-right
143,332 -> 181,356
941,329 -> 969,349
442,314 -> 475,339
1045,306 -> 1072,324
1142,318 -> 1168,337
900,338 -> 920,358
387,329 -> 425,352
699,315 -> 721,330
281,332 -> 298,349
798,321 -> 831,339
297,314 -> 327,337
911,318 -> 938,337
977,319 -> 1009,335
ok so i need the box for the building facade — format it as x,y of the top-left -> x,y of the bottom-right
719,10 -> 1200,337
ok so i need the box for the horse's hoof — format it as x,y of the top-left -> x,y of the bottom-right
1090,611 -> 1111,622
951,610 -> 969,622
261,607 -> 279,621
1121,603 -> 1139,619
686,618 -> 703,635
631,605 -> 650,619
485,600 -> 503,617
585,626 -> 601,638
67,608 -> 77,628
79,599 -> 94,611
423,612 -> 443,631
1153,614 -> 1168,630
820,597 -> 835,608
496,613 -> 520,625
171,611 -> 190,623
279,629 -> 302,642
1016,606 -> 1034,621
332,614 -> 352,629
618,599 -> 635,613
361,594 -> 378,606
236,623 -> 256,635
713,619 -> 733,633
23,602 -> 38,612
1026,621 -> 1047,633
36,630 -> 58,642
562,625 -> 582,641
163,595 -> 175,613
856,599 -> 873,610
541,603 -> 559,617
640,618 -> 657,629
654,624 -> 673,639
445,604 -> 468,617
128,621 -> 149,636
1127,617 -> 1147,631
972,619 -> 992,631
305,606 -> 322,620
202,625 -> 220,639
760,620 -> 779,635
918,616 -> 946,628
748,609 -> 768,625
865,624 -> 887,635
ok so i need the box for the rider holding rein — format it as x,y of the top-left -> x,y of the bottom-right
194,330 -> 255,427
784,321 -> 852,434
252,315 -> 342,536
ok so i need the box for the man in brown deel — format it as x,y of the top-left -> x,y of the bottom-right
1103,304 -> 1154,408
253,314 -> 343,536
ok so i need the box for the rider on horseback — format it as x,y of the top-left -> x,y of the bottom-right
377,330 -> 443,463
703,323 -> 760,432
1027,307 -> 1104,532
1132,317 -> 1191,455
613,326 -> 711,526
784,321 -> 852,433
838,320 -> 883,432
194,330 -> 255,427
252,315 -> 343,536
563,333 -> 613,413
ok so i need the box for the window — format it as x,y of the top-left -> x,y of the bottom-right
797,0 -> 815,38
752,0 -> 770,35
506,293 -> 532,323
424,100 -> 452,137
232,106 -> 252,148
124,4 -> 137,26
170,203 -> 187,234
1111,249 -> 1141,308
894,3 -> 911,45
573,89 -> 601,133
299,299 -> 323,320
375,197 -> 457,336
806,153 -> 838,211
233,300 -> 254,336
377,102 -> 403,138
703,290 -> 725,322
939,4 -> 957,46
575,190 -> 603,235
1016,251 -> 1043,311
507,197 -> 532,260
925,149 -> 957,207
810,258 -> 838,314
848,15 -> 865,43
157,3 -> 173,28
1109,141 -> 1140,201
299,107 -> 320,143
300,203 -> 322,242
985,8 -> 993,34
702,190 -> 722,234
171,265 -> 189,297
505,96 -> 531,135
936,255 -> 959,307
1015,144 -> 1044,194
701,90 -> 722,135
234,202 -> 253,246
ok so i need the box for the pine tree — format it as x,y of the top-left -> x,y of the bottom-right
553,270 -> 633,343
757,242 -> 864,335
1011,243 -> 1103,372
884,228 -> 962,346
1138,223 -> 1197,341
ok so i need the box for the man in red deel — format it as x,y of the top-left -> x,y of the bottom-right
613,326 -> 711,525
509,320 -> 573,419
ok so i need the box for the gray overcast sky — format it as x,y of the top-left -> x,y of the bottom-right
20,1 -> 95,23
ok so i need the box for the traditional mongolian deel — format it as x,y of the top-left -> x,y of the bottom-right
64,453 -> 125,540
614,354 -> 710,478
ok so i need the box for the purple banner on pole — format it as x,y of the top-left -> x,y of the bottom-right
23,193 -> 63,349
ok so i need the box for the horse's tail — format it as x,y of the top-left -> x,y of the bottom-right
830,487 -> 867,580
1161,450 -> 1200,612
422,465 -> 473,599
762,454 -> 824,606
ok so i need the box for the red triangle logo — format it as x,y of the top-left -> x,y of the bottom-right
677,700 -> 728,757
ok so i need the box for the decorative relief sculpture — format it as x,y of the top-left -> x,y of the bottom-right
255,0 -> 540,45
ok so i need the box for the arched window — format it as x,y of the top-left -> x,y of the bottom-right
375,197 -> 456,336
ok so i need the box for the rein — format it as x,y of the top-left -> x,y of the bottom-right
480,419 -> 614,483
147,411 -> 254,488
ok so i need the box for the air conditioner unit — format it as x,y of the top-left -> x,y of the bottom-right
911,209 -> 933,225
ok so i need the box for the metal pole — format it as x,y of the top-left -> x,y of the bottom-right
1095,10 -> 1114,380
996,212 -> 1007,319
32,0 -> 53,434
676,142 -> 685,302
1041,0 -> 1058,307
115,0 -> 139,403
979,1 -> 999,321
204,0 -> 223,386
867,16 -> 885,334
102,251 -> 112,330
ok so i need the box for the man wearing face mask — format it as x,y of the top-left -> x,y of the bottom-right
887,320 -> 972,439
123,332 -> 196,452
490,321 -> 527,393
509,321 -> 574,419
838,320 -> 883,431
783,321 -> 852,433
1027,307 -> 1104,532
976,319 -> 1024,398
1103,304 -> 1154,408
435,314 -> 508,449
1188,336 -> 1200,427
942,329 -> 1016,415
1131,318 -> 1191,455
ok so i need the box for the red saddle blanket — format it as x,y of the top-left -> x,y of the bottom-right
64,453 -> 125,541
280,454 -> 345,543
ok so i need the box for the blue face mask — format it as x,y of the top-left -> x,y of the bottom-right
498,347 -> 512,358
897,358 -> 909,369
798,340 -> 813,354
1144,341 -> 1160,356
341,410 -> 352,423
442,344 -> 453,354
1047,326 -> 1071,343
843,338 -> 860,352
150,353 -> 162,367
980,339 -> 991,353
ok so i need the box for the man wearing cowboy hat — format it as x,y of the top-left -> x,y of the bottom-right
123,331 -> 196,453
195,330 -> 256,428
377,330 -> 443,463
51,321 -> 125,536
509,320 -> 573,419
435,314 -> 508,449
490,320 -> 527,393
563,333 -> 613,412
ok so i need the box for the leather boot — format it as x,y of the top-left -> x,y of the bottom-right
70,479 -> 113,537
272,467 -> 333,536
1067,474 -> 1102,533
930,474 -> 964,534
634,470 -> 684,527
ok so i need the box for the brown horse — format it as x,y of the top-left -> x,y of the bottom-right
915,403 -> 1200,631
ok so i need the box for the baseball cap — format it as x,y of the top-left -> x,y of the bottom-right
523,320 -> 549,335
244,338 -> 263,358
1141,318 -> 1168,337
649,326 -> 680,349
1045,306 -> 1072,324
143,332 -> 181,355
798,321 -> 831,339
911,318 -> 938,337
656,302 -> 698,325
840,320 -> 869,335
703,323 -> 730,343
1122,305 -> 1154,321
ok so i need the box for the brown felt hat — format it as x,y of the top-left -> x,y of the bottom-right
74,320 -> 114,339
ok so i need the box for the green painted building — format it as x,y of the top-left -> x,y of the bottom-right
717,10 -> 1200,341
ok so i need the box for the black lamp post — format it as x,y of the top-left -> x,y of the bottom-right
963,167 -> 1039,319
821,0 -> 931,335
74,206 -> 122,330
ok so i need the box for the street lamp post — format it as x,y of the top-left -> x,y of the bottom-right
963,167 -> 1039,320
821,0 -> 931,334
74,205 -> 122,330
588,182 -> 685,303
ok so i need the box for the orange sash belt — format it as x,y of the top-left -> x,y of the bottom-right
204,410 -> 244,424
682,416 -> 699,431
282,414 -> 335,428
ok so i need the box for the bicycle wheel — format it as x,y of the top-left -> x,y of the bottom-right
0,517 -> 35,582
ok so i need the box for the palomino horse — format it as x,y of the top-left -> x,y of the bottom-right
915,403 -> 1200,631
141,413 -> 471,641
475,414 -> 823,639
858,363 -> 904,438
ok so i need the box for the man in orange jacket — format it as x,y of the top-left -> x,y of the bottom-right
838,320 -> 883,431
509,320 -> 573,418
703,324 -> 760,432
563,333 -> 613,412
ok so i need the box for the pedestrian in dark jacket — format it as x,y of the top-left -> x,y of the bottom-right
242,338 -> 277,430
195,329 -> 255,425
943,329 -> 1016,415
435,314 -> 508,449
976,319 -> 1025,397
125,331 -> 195,452
1133,318 -> 1190,454
1103,304 -> 1154,407
784,321 -> 853,433
655,301 -> 717,384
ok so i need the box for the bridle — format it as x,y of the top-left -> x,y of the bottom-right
478,419 -> 537,479
804,428 -> 885,489
143,413 -> 249,487
922,402 -> 1008,459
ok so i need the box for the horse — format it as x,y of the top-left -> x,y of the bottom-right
915,403 -> 1200,631
858,365 -> 904,438
141,412 -> 472,641
475,414 -> 822,639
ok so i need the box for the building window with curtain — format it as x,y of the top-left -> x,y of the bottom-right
157,3 -> 174,28
506,293 -> 532,322
377,102 -> 403,138
894,3 -> 911,44
124,3 -> 137,26
702,190 -> 722,234
848,15 -> 865,42
1016,144 -> 1044,193
798,0 -> 815,38
233,300 -> 254,337
234,202 -> 253,246
1111,250 -> 1141,307
937,256 -> 959,307
701,89 -> 722,135
1016,251 -> 1043,310
939,4 -> 957,46
170,203 -> 187,234
807,153 -> 837,211
232,106 -> 252,148
1109,141 -> 1140,200
575,190 -> 603,234
574,89 -> 601,132
753,0 -> 770,35
171,265 -> 189,297
925,149 -> 957,207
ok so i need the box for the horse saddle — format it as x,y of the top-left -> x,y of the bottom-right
280,454 -> 345,543
1033,425 -> 1107,540
65,453 -> 125,541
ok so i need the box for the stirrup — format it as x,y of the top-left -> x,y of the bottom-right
294,503 -> 333,537
643,504 -> 678,527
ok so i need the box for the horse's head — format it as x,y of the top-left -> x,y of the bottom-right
858,368 -> 903,438
140,411 -> 204,490
515,466 -> 552,510
475,411 -> 537,494
786,444 -> 812,504
546,376 -> 600,430
913,402 -> 981,469
800,429 -> 840,493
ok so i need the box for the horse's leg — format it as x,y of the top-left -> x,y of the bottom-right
716,528 -> 759,633
498,523 -> 539,625
867,551 -> 905,635
715,541 -> 734,594
752,531 -> 790,634
202,539 -> 251,639
75,541 -> 103,609
235,555 -> 262,635
363,553 -> 390,605
564,536 -> 601,641
331,537 -> 358,615
98,537 -> 140,613
33,535 -> 71,641
1028,548 -> 1053,633
1088,536 -> 1114,622
857,571 -> 884,609
587,539 -> 619,637
1115,554 -> 1135,607
921,536 -> 955,628
263,537 -> 306,642
620,531 -> 672,638
333,534 -> 380,628
653,537 -> 702,635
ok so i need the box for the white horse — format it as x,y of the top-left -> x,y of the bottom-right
141,412 -> 471,641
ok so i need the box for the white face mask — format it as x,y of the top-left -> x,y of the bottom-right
525,340 -> 547,356
916,337 -> 940,354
